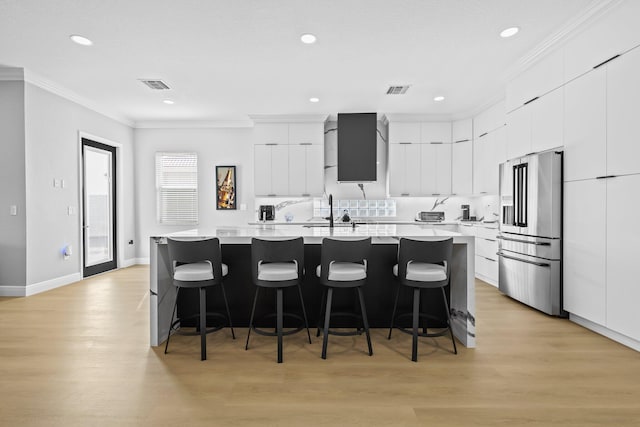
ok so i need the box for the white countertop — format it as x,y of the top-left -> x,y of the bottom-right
155,224 -> 475,244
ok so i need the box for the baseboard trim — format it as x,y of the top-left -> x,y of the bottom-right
25,272 -> 83,297
475,273 -> 498,287
136,257 -> 150,265
570,314 -> 640,352
121,258 -> 138,268
0,286 -> 27,297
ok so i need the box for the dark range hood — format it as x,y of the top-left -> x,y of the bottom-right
337,113 -> 377,182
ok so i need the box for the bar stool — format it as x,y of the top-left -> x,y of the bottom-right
388,237 -> 457,362
245,237 -> 312,363
316,237 -> 372,359
164,237 -> 235,361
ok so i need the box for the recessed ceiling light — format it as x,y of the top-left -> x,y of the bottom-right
163,99 -> 175,105
69,34 -> 93,46
309,97 -> 319,103
300,33 -> 317,44
434,96 -> 445,102
500,27 -> 520,38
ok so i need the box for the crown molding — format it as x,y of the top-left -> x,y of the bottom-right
21,69 -> 134,127
134,119 -> 254,129
248,114 -> 329,124
0,67 -> 25,81
502,0 -> 622,83
381,113 -> 454,123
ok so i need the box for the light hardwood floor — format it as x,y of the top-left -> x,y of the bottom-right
1,265 -> 639,426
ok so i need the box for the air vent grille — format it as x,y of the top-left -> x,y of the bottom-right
386,85 -> 410,95
140,79 -> 170,90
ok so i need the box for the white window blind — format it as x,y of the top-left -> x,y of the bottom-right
155,152 -> 198,225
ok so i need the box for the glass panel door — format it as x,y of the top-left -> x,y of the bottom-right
82,138 -> 117,276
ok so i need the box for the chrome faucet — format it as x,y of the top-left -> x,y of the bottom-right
328,194 -> 334,228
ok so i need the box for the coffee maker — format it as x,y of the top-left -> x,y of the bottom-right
461,204 -> 470,221
258,205 -> 275,221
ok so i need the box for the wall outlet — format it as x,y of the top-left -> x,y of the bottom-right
128,240 -> 134,245
9,205 -> 17,216
63,245 -> 72,260
67,206 -> 74,215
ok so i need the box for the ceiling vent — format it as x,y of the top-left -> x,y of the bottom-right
386,85 -> 410,95
139,79 -> 170,90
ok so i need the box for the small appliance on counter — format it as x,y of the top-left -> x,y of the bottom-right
415,211 -> 445,222
258,205 -> 275,221
460,204 -> 470,221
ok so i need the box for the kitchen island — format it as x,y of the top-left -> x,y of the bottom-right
150,224 -> 476,348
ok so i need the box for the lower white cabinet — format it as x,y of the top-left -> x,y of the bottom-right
457,224 -> 498,286
564,175 -> 640,341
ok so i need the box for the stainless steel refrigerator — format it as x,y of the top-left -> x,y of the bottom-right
498,150 -> 565,316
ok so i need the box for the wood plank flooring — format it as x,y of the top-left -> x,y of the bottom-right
1,265 -> 639,426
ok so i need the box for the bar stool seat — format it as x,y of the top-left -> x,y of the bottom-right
388,237 -> 457,362
316,237 -> 372,359
164,237 -> 235,361
245,237 -> 312,363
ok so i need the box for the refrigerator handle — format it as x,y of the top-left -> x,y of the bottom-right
497,251 -> 551,267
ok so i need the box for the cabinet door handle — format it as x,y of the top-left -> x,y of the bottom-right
401,193 -> 410,196
302,193 -> 310,197
430,141 -> 444,144
593,54 -> 621,69
299,142 -> 312,146
454,139 -> 469,143
399,142 -> 413,145
596,175 -> 618,180
267,194 -> 276,197
523,96 -> 539,105
483,256 -> 497,262
266,143 -> 278,146
478,132 -> 488,138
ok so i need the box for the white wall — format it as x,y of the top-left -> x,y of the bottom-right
23,83 -> 136,286
134,127 -> 255,259
0,81 -> 27,289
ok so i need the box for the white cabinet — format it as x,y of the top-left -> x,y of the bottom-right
457,224 -> 498,286
473,100 -> 505,139
563,179 -> 607,326
506,86 -> 563,160
473,126 -> 505,195
254,144 -> 289,196
607,46 -> 640,177
452,119 -> 472,143
421,143 -> 451,195
605,174 -> 640,341
253,121 -> 324,196
420,122 -> 451,143
505,49 -> 564,113
389,122 -> 420,144
388,143 -> 421,196
452,140 -> 473,195
563,67 -> 607,181
287,144 -> 324,196
563,0 -> 640,83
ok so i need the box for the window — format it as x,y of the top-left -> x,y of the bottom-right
155,152 -> 198,225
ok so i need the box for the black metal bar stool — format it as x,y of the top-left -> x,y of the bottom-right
388,237 -> 457,362
164,237 -> 235,361
245,237 -> 312,363
316,237 -> 373,359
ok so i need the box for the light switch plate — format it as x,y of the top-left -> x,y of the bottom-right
68,206 -> 74,215
10,205 -> 17,216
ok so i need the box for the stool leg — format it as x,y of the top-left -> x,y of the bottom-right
164,287 -> 180,354
321,287 -> 333,360
316,287 -> 327,337
220,282 -> 235,339
412,287 -> 420,362
441,287 -> 458,355
357,287 -> 373,356
296,283 -> 312,344
199,286 -> 207,361
388,284 -> 401,339
245,287 -> 259,350
276,288 -> 284,363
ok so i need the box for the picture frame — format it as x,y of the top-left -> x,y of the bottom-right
216,165 -> 236,210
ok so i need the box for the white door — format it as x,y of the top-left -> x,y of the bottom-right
82,139 -> 117,277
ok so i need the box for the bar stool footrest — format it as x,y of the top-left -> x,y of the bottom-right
391,312 -> 451,338
252,312 -> 306,337
169,312 -> 228,336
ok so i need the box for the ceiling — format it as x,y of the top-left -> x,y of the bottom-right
0,0 -> 597,125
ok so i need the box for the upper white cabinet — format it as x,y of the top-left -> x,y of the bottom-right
506,86 -> 564,160
388,143 -> 421,196
473,100 -> 505,139
421,143 -> 452,195
607,46 -> 640,177
254,144 -> 289,196
389,122 -> 420,144
452,118 -> 472,143
563,67 -> 607,182
564,0 -> 640,83
253,120 -> 325,196
420,122 -> 451,143
452,139 -> 473,195
473,126 -> 506,195
505,49 -> 564,113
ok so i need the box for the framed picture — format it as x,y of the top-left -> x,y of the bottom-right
216,165 -> 236,210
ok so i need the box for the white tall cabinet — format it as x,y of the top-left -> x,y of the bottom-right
253,120 -> 325,197
451,119 -> 473,195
